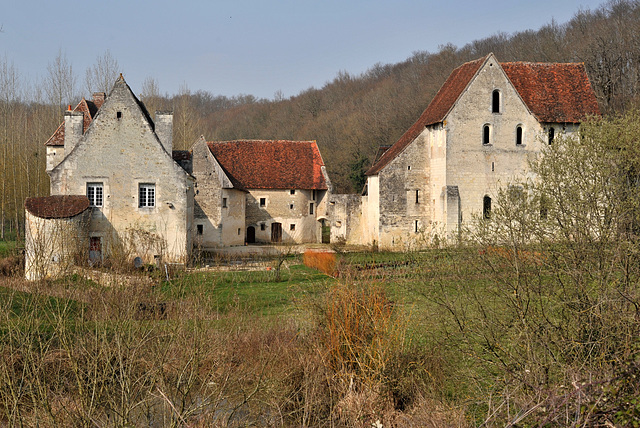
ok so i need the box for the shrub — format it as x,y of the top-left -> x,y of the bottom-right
303,249 -> 336,275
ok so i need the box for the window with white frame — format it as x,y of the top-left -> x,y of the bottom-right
87,183 -> 103,207
139,183 -> 155,208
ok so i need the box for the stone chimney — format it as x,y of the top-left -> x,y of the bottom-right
64,110 -> 84,153
155,111 -> 173,153
92,92 -> 106,109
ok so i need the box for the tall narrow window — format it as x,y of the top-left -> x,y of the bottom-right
260,197 -> 266,207
139,183 -> 155,208
309,203 -> 314,215
549,127 -> 555,145
415,190 -> 420,204
516,125 -> 523,145
483,125 -> 491,145
483,195 -> 492,220
197,224 -> 203,235
492,90 -> 500,113
415,220 -> 419,233
222,197 -> 227,208
87,183 -> 103,207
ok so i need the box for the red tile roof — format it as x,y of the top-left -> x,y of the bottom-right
25,195 -> 90,219
45,98 -> 101,146
501,62 -> 601,123
366,56 -> 486,175
206,140 -> 328,190
367,55 -> 600,175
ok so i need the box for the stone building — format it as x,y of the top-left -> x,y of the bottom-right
191,139 -> 331,246
45,75 -> 194,266
24,196 -> 91,281
358,53 -> 600,249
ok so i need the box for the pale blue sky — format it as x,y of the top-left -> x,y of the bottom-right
2,0 -> 606,99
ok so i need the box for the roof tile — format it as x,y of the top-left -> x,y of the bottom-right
367,55 -> 600,175
207,140 -> 328,190
25,195 -> 90,219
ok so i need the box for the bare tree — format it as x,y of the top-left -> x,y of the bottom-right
84,49 -> 120,95
45,49 -> 77,115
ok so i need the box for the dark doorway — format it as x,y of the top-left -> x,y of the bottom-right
89,237 -> 102,265
321,219 -> 330,244
271,222 -> 282,243
246,226 -> 256,244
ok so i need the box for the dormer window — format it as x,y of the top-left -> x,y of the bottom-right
492,90 -> 500,113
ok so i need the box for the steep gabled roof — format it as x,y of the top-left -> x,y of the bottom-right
45,98 -> 102,147
25,195 -> 90,219
367,55 -> 600,175
206,140 -> 328,190
366,55 -> 487,175
501,62 -> 601,123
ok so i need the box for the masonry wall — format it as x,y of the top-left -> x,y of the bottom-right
49,83 -> 193,263
327,193 -> 362,244
191,139 -> 245,247
24,211 -> 89,281
375,132 -> 431,249
444,59 -> 543,235
246,188 -> 321,243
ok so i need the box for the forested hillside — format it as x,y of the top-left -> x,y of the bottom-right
2,0 -> 640,236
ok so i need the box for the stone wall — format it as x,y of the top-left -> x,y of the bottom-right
49,79 -> 193,263
245,188 -> 321,243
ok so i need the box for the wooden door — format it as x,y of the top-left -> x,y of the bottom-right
271,222 -> 282,243
246,226 -> 255,244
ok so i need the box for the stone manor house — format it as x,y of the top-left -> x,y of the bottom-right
24,53 -> 600,279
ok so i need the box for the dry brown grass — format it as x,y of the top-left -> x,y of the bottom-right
303,249 -> 337,276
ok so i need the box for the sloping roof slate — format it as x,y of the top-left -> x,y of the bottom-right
45,98 -> 101,147
366,56 -> 486,175
206,140 -> 328,190
25,195 -> 90,219
367,55 -> 600,175
501,62 -> 601,123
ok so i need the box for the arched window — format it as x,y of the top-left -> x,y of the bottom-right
516,125 -> 523,145
549,127 -> 555,145
483,125 -> 491,145
483,195 -> 492,219
492,90 -> 500,113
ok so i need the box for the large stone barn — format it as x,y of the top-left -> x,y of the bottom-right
355,53 -> 600,249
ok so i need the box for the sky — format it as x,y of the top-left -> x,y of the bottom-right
2,0 -> 607,100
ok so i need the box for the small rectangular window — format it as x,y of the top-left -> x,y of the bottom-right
289,203 -> 294,210
260,223 -> 266,231
415,190 -> 420,204
312,190 -> 316,200
290,224 -> 295,231
237,228 -> 241,235
309,203 -> 314,215
415,220 -> 419,233
290,189 -> 295,195
87,183 -> 103,207
117,111 -> 122,119
222,198 -> 227,208
197,224 -> 203,235
139,183 -> 155,208
260,197 -> 266,207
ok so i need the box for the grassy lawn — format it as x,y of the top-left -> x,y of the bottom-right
159,263 -> 335,317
